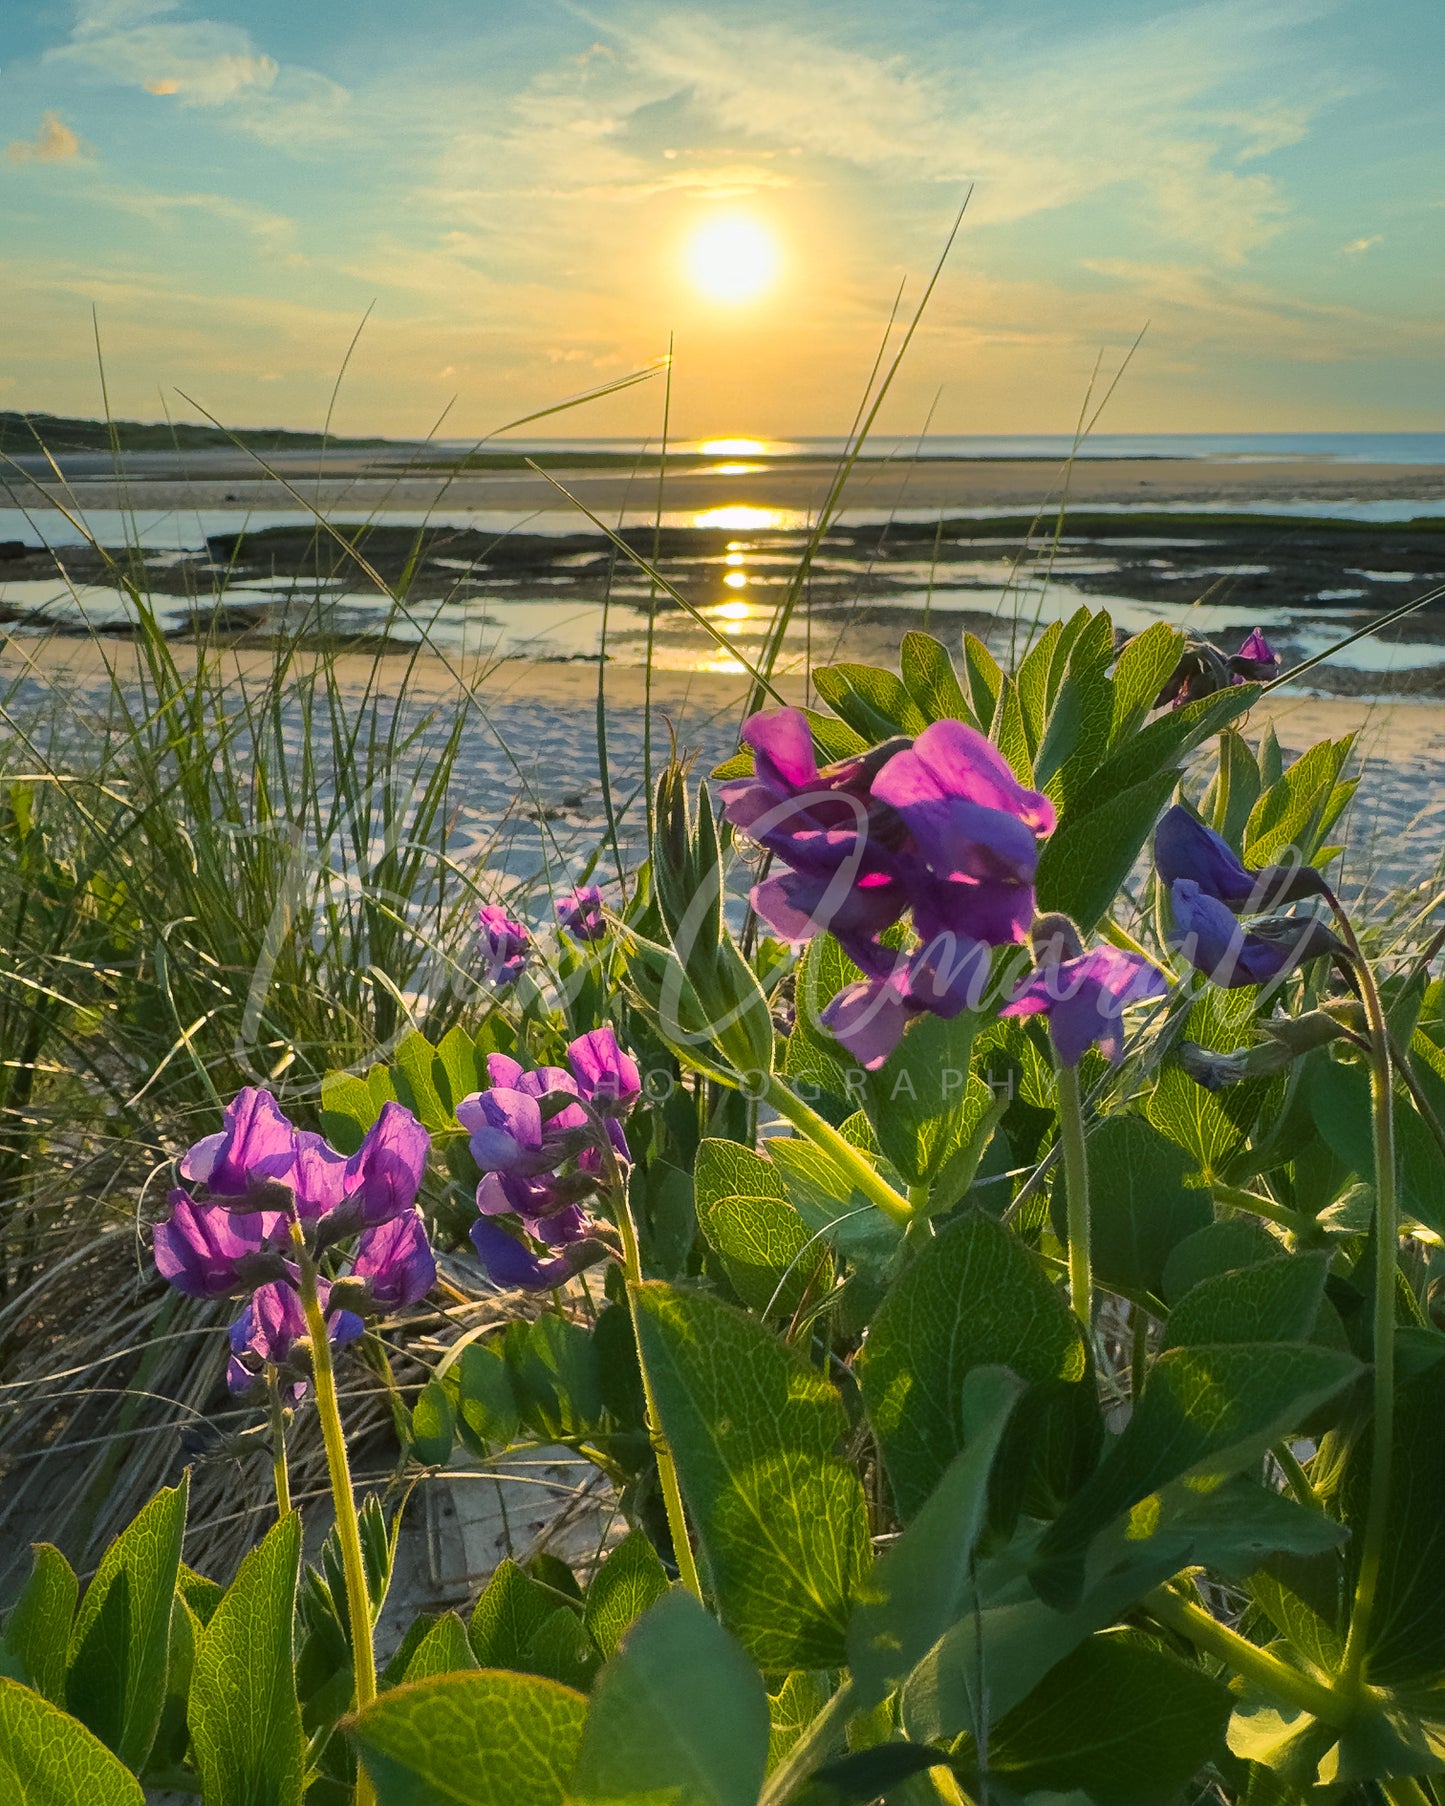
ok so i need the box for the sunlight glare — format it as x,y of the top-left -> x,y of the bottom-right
685,216 -> 780,304
723,570 -> 748,589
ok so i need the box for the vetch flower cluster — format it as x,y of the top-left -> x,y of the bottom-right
720,709 -> 1056,1066
1001,939 -> 1169,1066
477,903 -> 530,988
1155,805 -> 1340,988
557,883 -> 606,942
152,1088 -> 434,1396
1154,627 -> 1280,707
459,1025 -> 641,1290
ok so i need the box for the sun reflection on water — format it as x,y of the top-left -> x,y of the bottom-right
692,505 -> 801,531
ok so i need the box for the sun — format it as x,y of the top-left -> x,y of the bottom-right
685,214 -> 780,304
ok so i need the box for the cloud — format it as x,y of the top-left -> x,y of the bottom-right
92,185 -> 302,256
6,111 -> 91,164
46,0 -> 348,146
1341,234 -> 1384,255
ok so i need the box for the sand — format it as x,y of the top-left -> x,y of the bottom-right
9,453 -> 1445,521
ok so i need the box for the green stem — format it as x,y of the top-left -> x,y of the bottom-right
292,1233 -> 377,1804
1272,1440 -> 1323,1512
1056,1061 -> 1092,1329
1211,1182 -> 1322,1242
608,1163 -> 704,1603
765,1075 -> 913,1228
265,1374 -> 291,1520
1143,1585 -> 1350,1728
758,1678 -> 856,1806
1324,890 -> 1397,1695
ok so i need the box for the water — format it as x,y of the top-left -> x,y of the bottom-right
441,432 -> 1445,466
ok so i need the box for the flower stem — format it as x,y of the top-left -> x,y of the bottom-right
764,1075 -> 914,1227
1143,1585 -> 1350,1728
1055,1061 -> 1092,1330
1321,886 -> 1398,1695
292,1235 -> 377,1803
609,1172 -> 704,1603
1211,1181 -> 1322,1242
265,1374 -> 291,1519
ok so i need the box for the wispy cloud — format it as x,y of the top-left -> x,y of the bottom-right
6,110 -> 91,163
1341,234 -> 1384,255
45,0 -> 348,146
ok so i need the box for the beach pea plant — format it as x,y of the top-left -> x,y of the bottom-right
2,613 -> 1444,1806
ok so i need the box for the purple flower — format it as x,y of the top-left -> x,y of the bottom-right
152,1192 -> 288,1299
226,1277 -> 363,1396
1229,628 -> 1280,683
352,1210 -> 437,1311
1170,878 -> 1341,988
872,720 -> 1055,889
1000,947 -> 1169,1066
1155,805 -> 1326,913
180,1087 -> 298,1203
568,1026 -> 641,1116
478,903 -> 530,987
177,1088 -> 428,1227
459,1033 -> 643,1290
157,1088 -> 436,1399
469,1217 -> 607,1292
557,884 -> 606,942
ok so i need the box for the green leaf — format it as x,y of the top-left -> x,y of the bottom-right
961,632 -> 1004,725
811,664 -> 926,742
177,1564 -> 224,1627
0,1678 -> 143,1805
1087,684 -> 1258,809
766,1138 -> 900,1264
435,1025 -> 482,1114
1216,727 -> 1264,849
857,1214 -> 1091,1519
1059,1116 -> 1212,1301
320,1069 -> 382,1154
1147,1063 -> 1246,1177
582,1532 -> 671,1662
900,632 -> 978,729
784,934 -> 866,1107
632,1282 -> 871,1670
1015,621 -> 1064,746
391,1031 -> 454,1133
861,1011 -> 989,1191
848,1367 -> 1023,1707
512,1314 -> 602,1439
66,1473 -> 187,1771
1035,767 -> 1178,930
189,1510 -> 304,1806
1034,1344 -> 1361,1605
5,1546 -> 77,1705
351,1671 -> 587,1806
468,1561 -> 560,1672
395,1614 -> 478,1684
410,1378 -> 456,1467
1309,1058 -> 1445,1238
990,677 -> 1034,782
1039,659 -> 1115,803
1338,1333 -> 1445,1684
570,1591 -> 770,1806
452,1341 -> 520,1457
1110,623 -> 1186,743
1162,1219 -> 1284,1305
1244,736 -> 1353,866
699,1189 -> 826,1317
1163,1253 -> 1330,1350
968,1630 -> 1231,1806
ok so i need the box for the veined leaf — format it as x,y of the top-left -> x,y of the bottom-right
0,1678 -> 142,1806
5,1546 -> 77,1706
351,1671 -> 586,1806
1163,1253 -> 1330,1350
1034,1343 -> 1361,1605
1057,1115 -> 1212,1301
189,1510 -> 304,1806
900,632 -> 978,729
66,1474 -> 187,1772
632,1283 -> 871,1670
570,1591 -> 770,1806
857,1214 -> 1091,1519
582,1532 -> 670,1662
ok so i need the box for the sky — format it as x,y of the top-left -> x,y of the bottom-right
1,0 -> 1442,439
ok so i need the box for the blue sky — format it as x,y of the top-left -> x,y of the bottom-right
2,0 -> 1442,437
